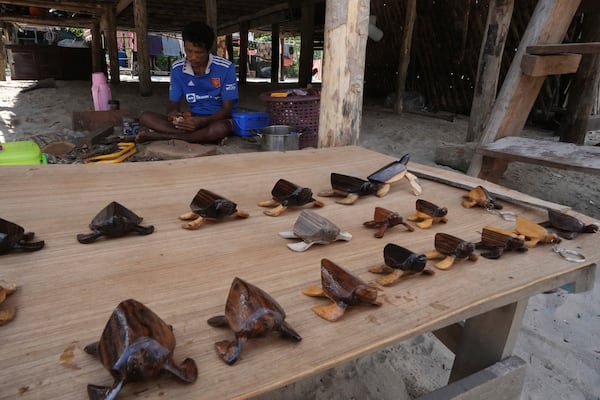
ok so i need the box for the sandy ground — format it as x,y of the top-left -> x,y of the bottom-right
1,78 -> 599,399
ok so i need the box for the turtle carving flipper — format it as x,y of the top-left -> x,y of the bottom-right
312,302 -> 348,322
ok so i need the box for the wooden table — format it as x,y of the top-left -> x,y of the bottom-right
1,146 -> 597,399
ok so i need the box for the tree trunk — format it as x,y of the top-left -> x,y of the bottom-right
394,0 -> 416,114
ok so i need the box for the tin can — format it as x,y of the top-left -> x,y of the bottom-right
123,117 -> 140,135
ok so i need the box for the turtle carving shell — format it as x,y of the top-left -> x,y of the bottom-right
189,189 -> 239,219
279,210 -> 352,251
271,179 -> 316,206
367,154 -> 409,184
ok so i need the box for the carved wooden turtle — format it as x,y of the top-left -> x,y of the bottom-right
0,218 -> 44,255
363,207 -> 414,238
0,280 -> 17,326
303,258 -> 381,321
462,185 -> 503,210
317,173 -> 379,205
207,277 -> 301,365
367,154 -> 422,196
369,243 -> 433,286
540,209 -> 598,240
407,199 -> 448,229
258,178 -> 324,216
279,210 -> 352,251
514,216 -> 559,247
475,225 -> 528,259
77,202 -> 154,244
425,232 -> 478,270
84,299 -> 197,399
179,189 -> 249,230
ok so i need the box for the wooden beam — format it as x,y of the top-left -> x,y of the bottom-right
0,15 -> 95,28
526,42 -> 600,55
239,22 -> 248,85
394,0 -> 416,114
116,0 -> 133,15
466,0 -> 514,142
0,0 -> 105,14
90,20 -> 103,73
467,0 -> 582,178
102,4 -> 120,85
520,53 -> 582,76
318,0 -> 370,147
134,0 -> 151,95
298,1 -> 315,87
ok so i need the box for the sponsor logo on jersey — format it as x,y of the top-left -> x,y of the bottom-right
225,83 -> 237,91
187,80 -> 195,86
186,93 -> 197,103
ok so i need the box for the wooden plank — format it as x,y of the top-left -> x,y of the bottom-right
467,0 -> 582,177
0,146 -> 597,399
477,136 -> 600,175
318,0 -> 370,146
419,356 -> 527,400
526,42 -> 600,55
520,53 -> 581,77
466,0 -> 514,142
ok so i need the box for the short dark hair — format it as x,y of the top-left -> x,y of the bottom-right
182,21 -> 215,49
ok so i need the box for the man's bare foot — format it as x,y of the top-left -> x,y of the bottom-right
135,130 -> 154,143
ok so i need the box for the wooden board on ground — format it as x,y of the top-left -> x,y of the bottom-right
476,136 -> 600,175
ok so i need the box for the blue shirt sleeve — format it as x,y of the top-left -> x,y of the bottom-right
169,65 -> 183,102
221,63 -> 239,101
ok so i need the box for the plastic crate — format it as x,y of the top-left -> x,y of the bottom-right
260,91 -> 320,148
232,112 -> 269,137
0,141 -> 47,165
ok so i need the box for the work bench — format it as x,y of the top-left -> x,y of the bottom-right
0,146 -> 597,399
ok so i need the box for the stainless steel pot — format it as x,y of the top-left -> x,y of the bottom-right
254,125 -> 303,151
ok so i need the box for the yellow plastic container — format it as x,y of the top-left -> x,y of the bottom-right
0,141 -> 47,165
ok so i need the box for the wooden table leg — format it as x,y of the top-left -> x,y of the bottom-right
449,299 -> 528,383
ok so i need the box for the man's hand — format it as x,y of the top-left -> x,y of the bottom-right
173,114 -> 210,131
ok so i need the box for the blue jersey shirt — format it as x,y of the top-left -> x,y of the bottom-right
169,54 -> 238,116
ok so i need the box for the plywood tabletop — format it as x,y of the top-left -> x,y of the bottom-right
1,146 -> 597,399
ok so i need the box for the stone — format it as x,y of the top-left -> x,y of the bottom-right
140,139 -> 217,160
434,142 -> 477,173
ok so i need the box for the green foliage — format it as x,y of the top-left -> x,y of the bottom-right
66,28 -> 84,38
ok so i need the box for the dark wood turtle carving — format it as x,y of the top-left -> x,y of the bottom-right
0,218 -> 44,255
369,243 -> 433,286
179,189 -> 249,229
258,179 -> 324,216
84,299 -> 197,399
317,173 -> 379,205
363,207 -> 414,238
77,202 -> 154,244
367,154 -> 422,196
462,185 -> 502,210
279,209 -> 352,251
303,258 -> 381,321
540,209 -> 598,240
425,233 -> 478,270
407,199 -> 448,229
475,226 -> 528,259
207,277 -> 301,365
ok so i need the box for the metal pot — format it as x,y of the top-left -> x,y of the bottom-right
254,125 -> 303,151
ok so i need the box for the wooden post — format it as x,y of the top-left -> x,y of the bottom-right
103,4 -> 120,84
239,22 -> 248,85
205,0 -> 217,42
90,20 -> 103,73
466,0 -> 514,143
394,0 -> 416,114
271,23 -> 280,83
0,24 -> 6,81
226,34 -> 234,62
298,1 -> 315,87
467,0 -> 582,178
134,0 -> 152,96
319,0 -> 370,147
557,11 -> 600,144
